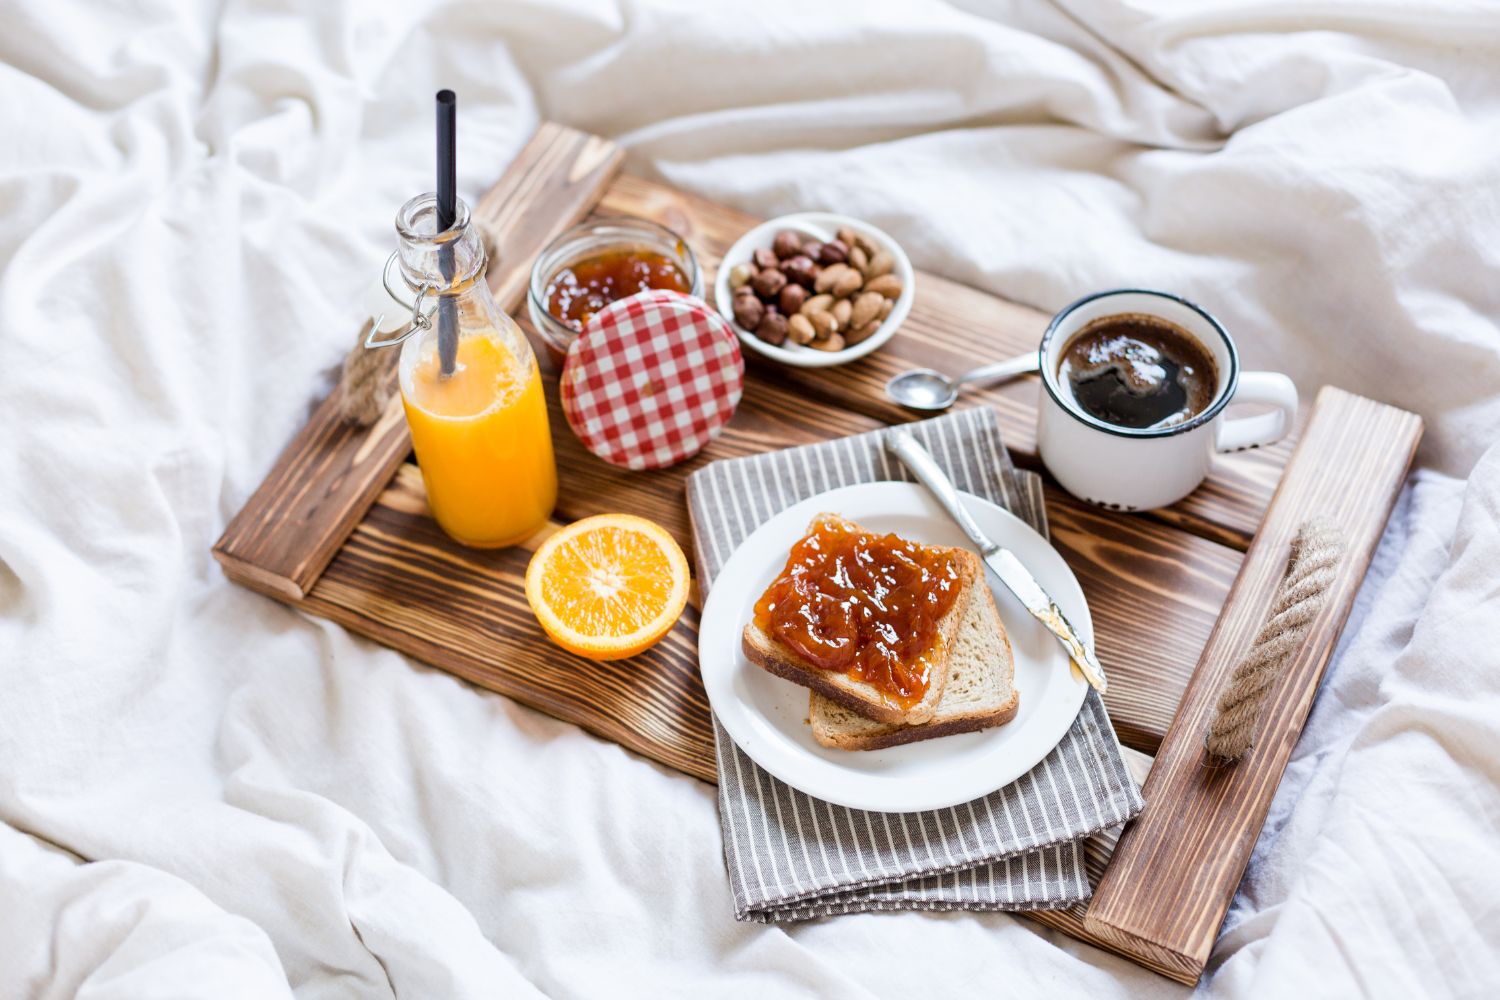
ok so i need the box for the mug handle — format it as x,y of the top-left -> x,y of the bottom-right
1216,372 -> 1298,452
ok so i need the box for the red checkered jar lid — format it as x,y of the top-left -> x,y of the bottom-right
560,290 -> 744,470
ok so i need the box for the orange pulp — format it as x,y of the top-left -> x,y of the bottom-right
524,513 -> 690,660
401,332 -> 557,548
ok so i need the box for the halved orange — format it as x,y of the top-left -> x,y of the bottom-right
525,513 -> 690,660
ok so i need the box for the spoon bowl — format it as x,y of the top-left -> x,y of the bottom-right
886,369 -> 960,411
885,353 -> 1041,411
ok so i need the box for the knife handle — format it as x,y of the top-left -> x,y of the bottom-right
885,429 -> 997,556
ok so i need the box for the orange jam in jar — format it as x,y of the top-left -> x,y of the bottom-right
543,247 -> 691,333
752,516 -> 965,708
529,219 -> 702,363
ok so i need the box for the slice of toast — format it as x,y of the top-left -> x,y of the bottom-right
741,514 -> 980,726
810,585 -> 1019,751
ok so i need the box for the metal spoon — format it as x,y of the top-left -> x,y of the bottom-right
885,353 -> 1040,411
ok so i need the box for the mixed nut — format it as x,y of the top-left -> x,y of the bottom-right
727,226 -> 905,351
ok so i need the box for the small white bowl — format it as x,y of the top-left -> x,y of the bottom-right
714,212 -> 915,368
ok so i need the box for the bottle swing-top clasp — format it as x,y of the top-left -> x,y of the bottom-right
364,251 -> 438,350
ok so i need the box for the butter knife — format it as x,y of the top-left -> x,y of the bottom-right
885,429 -> 1107,693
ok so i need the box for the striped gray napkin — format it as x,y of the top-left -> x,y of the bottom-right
686,407 -> 1144,922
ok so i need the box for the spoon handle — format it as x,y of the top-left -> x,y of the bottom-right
954,353 -> 1040,390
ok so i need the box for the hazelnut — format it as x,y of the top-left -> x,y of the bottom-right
788,313 -> 816,345
779,283 -> 808,315
752,268 -> 787,298
781,254 -> 818,288
800,239 -> 824,261
756,312 -> 788,346
772,230 -> 804,260
732,293 -> 764,331
752,248 -> 778,271
818,239 -> 849,266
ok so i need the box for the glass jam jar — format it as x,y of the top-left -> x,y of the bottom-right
527,218 -> 702,363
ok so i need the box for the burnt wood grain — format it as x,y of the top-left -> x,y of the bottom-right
305,465 -> 716,782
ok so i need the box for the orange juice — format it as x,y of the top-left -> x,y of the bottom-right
400,331 -> 557,547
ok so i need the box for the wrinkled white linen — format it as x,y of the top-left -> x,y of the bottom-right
3,1 -> 1499,996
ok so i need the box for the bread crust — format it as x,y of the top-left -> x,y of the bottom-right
813,689 -> 1019,751
743,624 -> 909,725
741,521 -> 979,725
809,586 -> 1021,750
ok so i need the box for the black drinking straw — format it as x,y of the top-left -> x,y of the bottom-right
435,90 -> 458,378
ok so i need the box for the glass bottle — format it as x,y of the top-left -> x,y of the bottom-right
394,193 -> 557,548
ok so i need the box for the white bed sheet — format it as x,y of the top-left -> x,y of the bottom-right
2,1 -> 1499,996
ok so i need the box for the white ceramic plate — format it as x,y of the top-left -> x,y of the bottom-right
714,212 -> 915,368
698,482 -> 1091,813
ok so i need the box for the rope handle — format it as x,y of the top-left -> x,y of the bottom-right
339,323 -> 392,426
1205,517 -> 1345,764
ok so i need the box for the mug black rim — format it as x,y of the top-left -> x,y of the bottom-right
1037,288 -> 1240,440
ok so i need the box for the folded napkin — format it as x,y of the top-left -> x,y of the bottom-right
686,407 -> 1144,922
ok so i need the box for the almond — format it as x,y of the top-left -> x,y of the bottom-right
814,263 -> 852,294
849,245 -> 869,275
728,262 -> 755,290
811,332 -> 846,352
865,249 -> 894,280
850,291 -> 882,330
844,319 -> 881,346
800,293 -> 834,315
809,310 -> 838,340
788,313 -> 816,345
831,298 -> 852,329
864,274 -> 903,299
831,268 -> 863,298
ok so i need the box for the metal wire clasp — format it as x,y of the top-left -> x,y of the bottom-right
365,252 -> 437,349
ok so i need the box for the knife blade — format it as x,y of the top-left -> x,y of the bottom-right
885,428 -> 1108,693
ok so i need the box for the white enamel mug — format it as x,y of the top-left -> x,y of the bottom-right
1036,289 -> 1297,511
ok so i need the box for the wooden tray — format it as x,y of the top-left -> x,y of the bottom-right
213,123 -> 1421,984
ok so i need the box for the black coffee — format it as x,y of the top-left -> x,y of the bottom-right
1056,314 -> 1218,430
